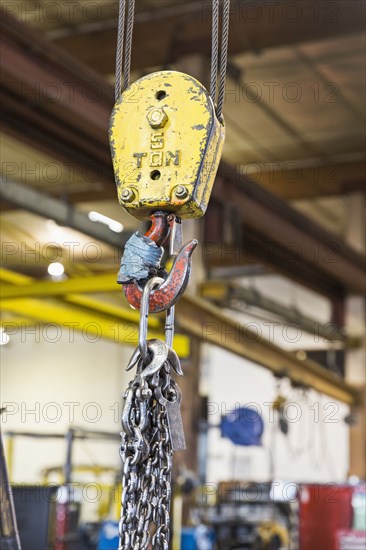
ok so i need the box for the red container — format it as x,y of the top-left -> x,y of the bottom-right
299,484 -> 353,550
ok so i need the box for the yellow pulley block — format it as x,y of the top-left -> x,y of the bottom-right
109,71 -> 225,220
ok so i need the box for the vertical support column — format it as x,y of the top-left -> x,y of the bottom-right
345,192 -> 366,478
174,336 -> 202,475
172,336 -> 202,532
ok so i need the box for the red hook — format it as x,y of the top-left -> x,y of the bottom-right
123,239 -> 197,313
122,212 -> 197,313
144,211 -> 170,246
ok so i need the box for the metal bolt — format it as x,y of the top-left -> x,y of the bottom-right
121,188 -> 135,203
175,185 -> 189,200
141,388 -> 152,399
147,108 -> 168,129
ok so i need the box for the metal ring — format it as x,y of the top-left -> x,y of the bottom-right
138,276 -> 164,364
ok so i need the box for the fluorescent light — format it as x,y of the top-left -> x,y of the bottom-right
48,262 -> 65,277
0,328 -> 10,346
88,211 -> 124,233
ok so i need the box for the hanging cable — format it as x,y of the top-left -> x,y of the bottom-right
123,0 -> 136,92
210,0 -> 220,99
115,0 -> 136,101
115,0 -> 126,101
116,0 -> 229,116
216,0 -> 230,119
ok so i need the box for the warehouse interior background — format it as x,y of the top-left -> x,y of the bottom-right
0,1 -> 365,549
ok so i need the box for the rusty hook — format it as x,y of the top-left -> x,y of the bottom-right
123,239 -> 197,313
144,211 -> 170,246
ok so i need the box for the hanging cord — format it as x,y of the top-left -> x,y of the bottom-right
123,0 -> 136,92
115,0 -> 126,101
115,0 -> 136,101
216,0 -> 231,120
210,0 -> 220,99
116,0 -> 229,114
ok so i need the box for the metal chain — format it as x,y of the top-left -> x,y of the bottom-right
115,0 -> 136,101
119,364 -> 174,549
119,279 -> 183,549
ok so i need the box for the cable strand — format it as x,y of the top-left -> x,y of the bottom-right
123,0 -> 136,92
216,0 -> 230,119
210,0 -> 220,100
115,0 -> 126,101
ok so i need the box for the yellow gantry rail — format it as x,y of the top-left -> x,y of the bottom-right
0,268 -> 190,357
1,268 -> 363,404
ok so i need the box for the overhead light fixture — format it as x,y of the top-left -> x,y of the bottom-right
48,262 -> 65,277
88,211 -> 124,233
0,328 -> 10,346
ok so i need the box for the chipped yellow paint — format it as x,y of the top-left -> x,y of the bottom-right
109,71 -> 225,220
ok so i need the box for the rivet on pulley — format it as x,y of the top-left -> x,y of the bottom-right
147,107 -> 168,129
121,188 -> 136,203
175,185 -> 189,200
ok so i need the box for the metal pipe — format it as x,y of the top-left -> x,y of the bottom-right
202,281 -> 349,343
0,178 -> 130,250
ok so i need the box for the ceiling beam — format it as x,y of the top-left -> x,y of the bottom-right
0,178 -> 131,249
246,155 -> 366,200
207,163 -> 366,297
200,280 -> 350,344
46,1 -> 366,74
1,11 -> 364,299
176,294 -> 362,405
1,7 -> 113,181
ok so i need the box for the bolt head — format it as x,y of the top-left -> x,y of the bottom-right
175,185 -> 189,199
147,108 -> 168,129
121,188 -> 135,203
141,388 -> 152,399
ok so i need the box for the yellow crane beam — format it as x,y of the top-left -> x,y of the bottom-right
1,269 -> 362,404
0,269 -> 190,357
0,268 -> 160,328
1,297 -> 189,356
0,269 -> 119,298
